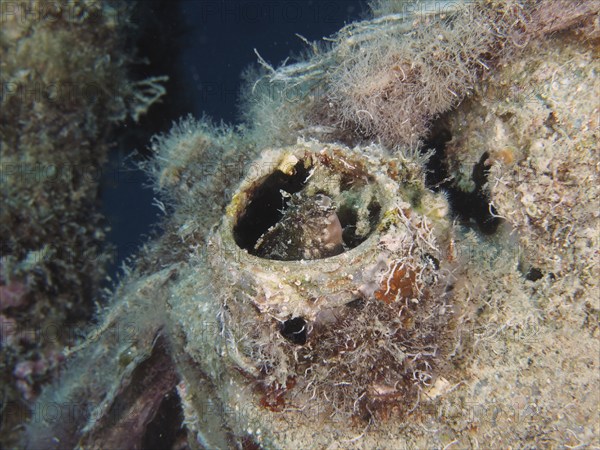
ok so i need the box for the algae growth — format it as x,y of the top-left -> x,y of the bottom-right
1,1 -> 597,449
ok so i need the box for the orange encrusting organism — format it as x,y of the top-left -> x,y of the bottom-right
374,265 -> 416,304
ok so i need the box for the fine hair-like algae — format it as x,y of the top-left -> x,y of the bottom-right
0,0 -> 166,447
22,1 -> 599,449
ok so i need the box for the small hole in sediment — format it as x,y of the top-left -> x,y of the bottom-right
280,317 -> 308,345
525,267 -> 543,281
518,261 -> 545,282
346,298 -> 365,309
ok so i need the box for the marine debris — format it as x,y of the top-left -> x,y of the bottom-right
15,1 -> 600,449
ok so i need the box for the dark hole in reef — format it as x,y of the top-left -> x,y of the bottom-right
424,253 -> 440,270
280,317 -> 308,345
142,388 -> 186,450
101,335 -> 179,448
368,200 -> 382,230
233,157 -> 381,260
233,160 -> 309,251
526,267 -> 544,281
336,200 -> 381,248
337,204 -> 360,247
346,297 -> 365,309
518,261 -> 550,282
423,119 -> 502,235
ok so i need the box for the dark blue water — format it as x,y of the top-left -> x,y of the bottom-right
179,0 -> 366,122
101,0 -> 366,282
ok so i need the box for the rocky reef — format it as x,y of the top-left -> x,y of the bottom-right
0,0 -> 165,446
13,0 -> 600,449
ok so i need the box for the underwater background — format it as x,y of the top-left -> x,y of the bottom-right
101,0 -> 365,280
2,0 -> 597,448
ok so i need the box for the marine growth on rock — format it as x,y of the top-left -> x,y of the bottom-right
17,1 -> 600,449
